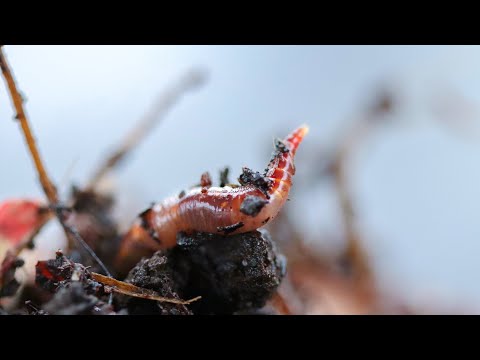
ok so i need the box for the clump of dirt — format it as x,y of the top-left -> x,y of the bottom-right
34,251 -> 115,314
238,167 -> 273,198
168,229 -> 286,314
122,252 -> 192,315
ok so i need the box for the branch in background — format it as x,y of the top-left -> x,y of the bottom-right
331,89 -> 394,284
86,68 -> 208,190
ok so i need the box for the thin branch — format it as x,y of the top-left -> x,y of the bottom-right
0,46 -> 113,296
86,68 -> 208,190
0,47 -> 58,204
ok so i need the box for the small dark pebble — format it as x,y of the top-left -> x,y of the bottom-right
168,229 -> 286,314
219,167 -> 230,187
238,167 -> 272,198
274,138 -> 289,153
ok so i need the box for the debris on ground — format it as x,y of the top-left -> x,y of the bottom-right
168,229 -> 286,314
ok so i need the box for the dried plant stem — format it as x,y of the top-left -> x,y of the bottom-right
0,46 -> 112,284
87,68 -> 207,190
0,47 -> 58,204
91,272 -> 201,305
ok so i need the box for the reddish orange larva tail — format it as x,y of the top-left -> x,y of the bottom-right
284,125 -> 309,154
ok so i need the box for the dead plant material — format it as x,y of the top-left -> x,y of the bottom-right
91,272 -> 201,305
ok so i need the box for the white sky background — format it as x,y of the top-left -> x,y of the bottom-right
1,45 -> 480,310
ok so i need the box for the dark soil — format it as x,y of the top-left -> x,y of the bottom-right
168,229 -> 286,314
122,252 -> 192,315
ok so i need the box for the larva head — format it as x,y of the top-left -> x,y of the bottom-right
284,125 -> 309,155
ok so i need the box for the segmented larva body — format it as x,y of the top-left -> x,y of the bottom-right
116,125 -> 308,270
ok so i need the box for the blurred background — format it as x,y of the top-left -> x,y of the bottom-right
1,45 -> 480,313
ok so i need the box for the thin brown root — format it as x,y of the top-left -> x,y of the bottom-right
91,272 -> 201,305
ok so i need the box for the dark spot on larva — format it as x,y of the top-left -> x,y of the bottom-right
201,188 -> 208,194
262,217 -> 270,225
138,208 -> 152,228
238,167 -> 272,198
148,229 -> 162,245
178,190 -> 186,199
200,172 -> 212,187
240,195 -> 268,217
138,208 -> 162,245
217,222 -> 244,235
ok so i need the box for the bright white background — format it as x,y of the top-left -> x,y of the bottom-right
1,45 -> 480,309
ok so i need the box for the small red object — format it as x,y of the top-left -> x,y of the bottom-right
0,199 -> 44,245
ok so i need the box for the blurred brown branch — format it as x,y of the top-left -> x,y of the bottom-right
86,68 -> 208,190
332,89 -> 394,284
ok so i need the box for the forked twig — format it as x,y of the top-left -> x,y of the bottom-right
87,68 -> 207,190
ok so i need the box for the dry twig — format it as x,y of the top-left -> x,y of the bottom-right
0,46 -> 112,282
91,272 -> 201,305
